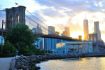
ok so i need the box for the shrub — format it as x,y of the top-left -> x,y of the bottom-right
0,41 -> 16,57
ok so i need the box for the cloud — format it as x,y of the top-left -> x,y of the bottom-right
0,0 -> 105,41
36,0 -> 105,13
0,0 -> 49,13
0,0 -> 48,26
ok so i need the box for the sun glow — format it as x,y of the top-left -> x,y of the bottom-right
70,32 -> 84,40
69,11 -> 105,41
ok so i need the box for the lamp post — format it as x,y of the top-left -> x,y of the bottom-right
15,50 -> 19,58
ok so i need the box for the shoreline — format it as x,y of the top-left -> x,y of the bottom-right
35,54 -> 105,70
11,54 -> 105,70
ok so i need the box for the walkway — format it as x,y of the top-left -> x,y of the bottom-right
0,57 -> 14,70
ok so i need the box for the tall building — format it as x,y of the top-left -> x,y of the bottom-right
6,6 -> 26,30
48,26 -> 56,34
62,27 -> 70,37
32,23 -> 48,34
94,21 -> 101,41
83,19 -> 89,40
32,24 -> 43,34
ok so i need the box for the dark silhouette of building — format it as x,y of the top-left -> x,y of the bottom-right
6,6 -> 26,30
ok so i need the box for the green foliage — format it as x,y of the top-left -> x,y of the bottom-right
0,23 -> 46,57
33,48 -> 47,55
0,41 -> 16,57
6,24 -> 35,55
6,24 -> 35,47
5,23 -> 46,56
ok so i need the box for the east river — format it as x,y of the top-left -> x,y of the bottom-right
36,57 -> 105,70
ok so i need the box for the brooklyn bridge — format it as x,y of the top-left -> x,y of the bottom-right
0,5 -> 77,41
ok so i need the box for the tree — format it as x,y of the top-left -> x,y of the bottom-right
6,24 -> 37,55
7,24 -> 35,46
6,23 -> 46,55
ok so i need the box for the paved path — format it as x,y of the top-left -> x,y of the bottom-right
0,57 -> 14,70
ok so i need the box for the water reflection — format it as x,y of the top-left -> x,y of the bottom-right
37,57 -> 105,70
99,58 -> 105,70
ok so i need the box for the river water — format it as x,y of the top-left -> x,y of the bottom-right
36,57 -> 105,70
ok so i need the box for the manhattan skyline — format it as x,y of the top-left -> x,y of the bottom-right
0,0 -> 105,41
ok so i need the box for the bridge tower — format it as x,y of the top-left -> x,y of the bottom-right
6,6 -> 26,30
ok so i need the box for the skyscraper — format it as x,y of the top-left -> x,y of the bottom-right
48,26 -> 56,34
94,21 -> 101,41
83,19 -> 89,40
32,24 -> 42,34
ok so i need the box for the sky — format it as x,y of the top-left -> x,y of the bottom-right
0,0 -> 105,41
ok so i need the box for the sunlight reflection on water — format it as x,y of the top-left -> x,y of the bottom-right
36,57 -> 105,70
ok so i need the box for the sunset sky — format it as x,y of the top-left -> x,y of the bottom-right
0,0 -> 105,41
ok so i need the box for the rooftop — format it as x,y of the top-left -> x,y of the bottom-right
35,34 -> 80,41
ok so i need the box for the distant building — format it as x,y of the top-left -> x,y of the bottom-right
36,24 -> 43,34
34,34 -> 77,51
32,23 -> 49,34
32,24 -> 42,34
83,19 -> 89,40
34,34 -> 94,55
48,26 -> 56,34
94,21 -> 101,41
89,33 -> 97,41
88,21 -> 101,41
62,27 -> 70,37
53,41 -> 93,55
6,6 -> 26,30
78,35 -> 82,40
40,23 -> 48,34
